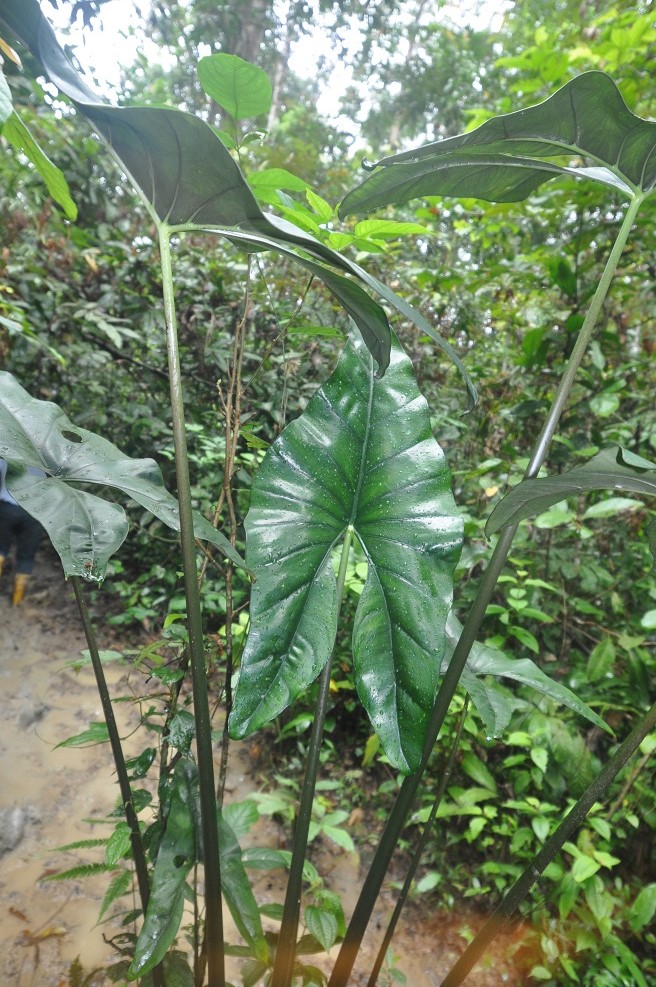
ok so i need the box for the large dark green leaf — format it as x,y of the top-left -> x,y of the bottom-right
443,614 -> 609,737
0,0 -> 392,375
1,1 -> 480,386
228,331 -> 463,774
487,446 -> 656,535
128,761 -> 197,979
0,372 -> 244,578
339,72 -> 656,216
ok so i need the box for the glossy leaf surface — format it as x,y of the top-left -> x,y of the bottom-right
130,762 -> 266,978
217,813 -> 268,963
487,446 -> 656,535
229,332 -> 463,773
128,762 -> 197,978
0,372 -> 244,578
339,72 -> 656,216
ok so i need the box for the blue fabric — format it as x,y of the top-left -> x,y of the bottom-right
0,460 -> 47,573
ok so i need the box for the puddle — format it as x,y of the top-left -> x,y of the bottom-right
0,551 -> 532,986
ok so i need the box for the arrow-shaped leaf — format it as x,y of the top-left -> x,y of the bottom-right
0,0 -> 480,388
229,331 -> 463,774
339,72 -> 656,216
0,372 -> 245,579
486,446 -> 655,536
0,0 -> 393,375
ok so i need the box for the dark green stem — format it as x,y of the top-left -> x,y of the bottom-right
442,699 -> 656,986
366,698 -> 469,987
272,528 -> 355,987
71,577 -> 166,987
328,192 -> 643,987
158,225 -> 225,987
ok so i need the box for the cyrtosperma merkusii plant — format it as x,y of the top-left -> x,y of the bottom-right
1,3 -> 656,985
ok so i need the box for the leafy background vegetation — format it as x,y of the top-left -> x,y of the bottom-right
1,1 -> 656,984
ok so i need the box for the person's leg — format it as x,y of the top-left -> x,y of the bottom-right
14,510 -> 44,574
12,508 -> 44,604
0,501 -> 19,578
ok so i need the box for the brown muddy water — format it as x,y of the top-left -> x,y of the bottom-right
0,550 -> 531,987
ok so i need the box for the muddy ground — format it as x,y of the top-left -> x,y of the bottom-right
0,548 -> 533,987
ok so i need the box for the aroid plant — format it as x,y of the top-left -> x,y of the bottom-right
1,3 -> 655,985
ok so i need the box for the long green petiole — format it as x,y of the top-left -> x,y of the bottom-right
328,191 -> 644,987
158,225 -> 225,987
365,698 -> 469,987
71,577 -> 166,987
272,527 -> 356,987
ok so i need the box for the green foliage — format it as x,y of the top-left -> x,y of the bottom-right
229,329 -> 462,772
0,371 -> 244,578
339,72 -> 655,217
1,4 -> 656,987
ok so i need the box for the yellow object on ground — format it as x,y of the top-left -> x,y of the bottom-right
12,573 -> 29,606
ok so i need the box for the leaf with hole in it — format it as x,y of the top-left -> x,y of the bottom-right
486,446 -> 655,536
228,330 -> 462,774
339,72 -> 656,217
0,371 -> 245,579
197,54 -> 272,120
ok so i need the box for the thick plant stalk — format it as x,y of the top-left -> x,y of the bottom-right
158,225 -> 225,987
71,578 -> 166,987
441,699 -> 656,986
272,528 -> 355,987
328,192 -> 644,987
366,699 -> 469,987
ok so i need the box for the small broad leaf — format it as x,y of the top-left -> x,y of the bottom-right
628,883 -> 656,932
487,446 -> 655,535
249,168 -> 309,193
339,72 -> 656,217
305,906 -> 338,952
571,855 -> 601,883
0,372 -> 245,577
229,330 -> 462,774
197,54 -> 272,120
2,110 -> 77,218
105,823 -> 132,868
582,496 -> 643,519
55,721 -> 109,748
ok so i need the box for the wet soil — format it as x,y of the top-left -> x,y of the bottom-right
0,549 -> 533,987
